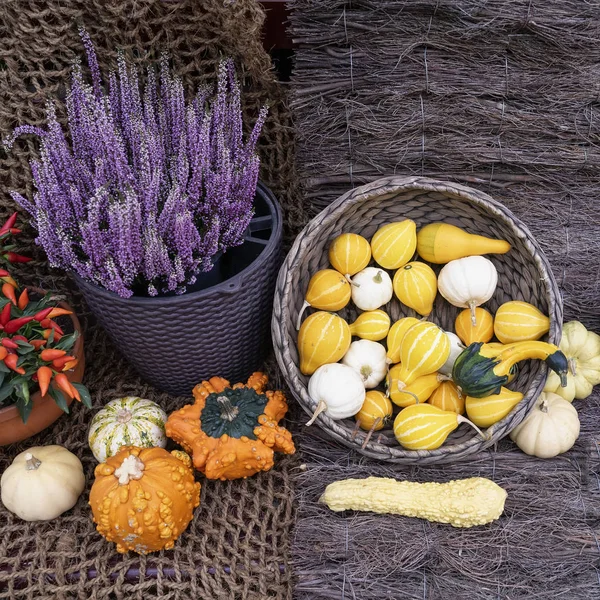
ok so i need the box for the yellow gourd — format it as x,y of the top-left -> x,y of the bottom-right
428,381 -> 464,414
386,317 -> 421,364
395,321 -> 450,389
370,220 -> 417,270
296,269 -> 351,329
416,222 -> 511,264
319,476 -> 508,528
465,387 -> 524,428
387,367 -> 444,407
454,307 -> 494,345
355,391 -> 393,431
328,233 -> 372,278
493,301 -> 550,344
393,404 -> 483,450
297,311 -> 351,375
349,310 -> 391,341
392,261 -> 437,317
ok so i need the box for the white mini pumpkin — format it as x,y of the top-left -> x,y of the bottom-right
88,397 -> 168,462
350,267 -> 393,311
509,392 -> 580,458
342,339 -> 388,388
1,445 -> 85,521
438,331 -> 466,376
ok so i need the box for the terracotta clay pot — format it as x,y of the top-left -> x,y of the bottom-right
0,296 -> 85,446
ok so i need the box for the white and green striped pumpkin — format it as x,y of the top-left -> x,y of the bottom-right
88,397 -> 168,462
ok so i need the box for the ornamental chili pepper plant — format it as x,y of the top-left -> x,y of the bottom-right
4,27 -> 268,298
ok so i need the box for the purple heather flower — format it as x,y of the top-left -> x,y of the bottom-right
5,29 -> 266,298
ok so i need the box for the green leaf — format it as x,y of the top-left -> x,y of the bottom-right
0,381 -> 15,402
0,361 -> 10,373
49,387 -> 69,413
54,331 -> 77,351
15,341 -> 35,354
0,371 -> 5,389
47,328 -> 55,345
15,395 -> 32,423
72,383 -> 92,408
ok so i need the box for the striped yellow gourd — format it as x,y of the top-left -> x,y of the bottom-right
329,233 -> 372,277
355,390 -> 393,431
349,310 -> 391,341
296,269 -> 351,329
454,307 -> 494,345
386,317 -> 421,364
298,311 -> 351,375
493,301 -> 550,344
387,366 -> 442,407
396,321 -> 450,388
428,381 -> 465,414
392,261 -> 437,317
370,220 -> 417,270
393,404 -> 482,450
465,387 -> 524,428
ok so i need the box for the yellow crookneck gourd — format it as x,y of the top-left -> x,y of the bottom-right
416,222 -> 511,264
392,261 -> 437,317
393,404 -> 484,450
493,301 -> 550,344
319,476 -> 508,528
386,317 -> 421,364
297,311 -> 351,375
296,269 -> 351,329
428,380 -> 465,414
387,366 -> 447,407
455,307 -> 495,345
370,220 -> 417,270
349,310 -> 391,341
328,233 -> 372,280
465,387 -> 524,428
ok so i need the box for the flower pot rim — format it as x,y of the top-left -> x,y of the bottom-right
70,180 -> 282,306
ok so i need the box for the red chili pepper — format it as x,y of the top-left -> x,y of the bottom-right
47,307 -> 72,319
52,355 -> 76,371
30,339 -> 46,350
4,353 -> 24,374
17,289 -> 29,311
40,348 -> 66,361
0,347 -> 7,361
12,335 -> 28,343
3,316 -> 34,334
2,283 -> 17,305
54,373 -> 74,399
5,252 -> 32,264
0,213 -> 18,235
0,269 -> 8,277
1,338 -> 18,349
9,228 -> 21,235
0,303 -> 11,326
37,366 -> 52,397
33,307 -> 53,322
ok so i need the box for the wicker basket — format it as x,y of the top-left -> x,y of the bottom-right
272,176 -> 563,464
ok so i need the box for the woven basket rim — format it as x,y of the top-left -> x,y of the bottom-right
272,175 -> 563,464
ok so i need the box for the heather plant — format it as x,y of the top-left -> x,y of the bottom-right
4,29 -> 267,298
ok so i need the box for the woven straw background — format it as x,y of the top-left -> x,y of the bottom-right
288,1 -> 600,598
0,1 -> 302,599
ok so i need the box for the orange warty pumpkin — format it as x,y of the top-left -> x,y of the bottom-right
165,372 -> 295,480
89,446 -> 200,554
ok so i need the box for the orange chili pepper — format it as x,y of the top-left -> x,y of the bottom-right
69,382 -> 81,402
30,340 -> 46,350
2,283 -> 17,306
37,366 -> 52,397
54,373 -> 74,400
0,276 -> 18,289
63,358 -> 79,371
0,347 -> 7,361
4,353 -> 24,374
47,307 -> 73,319
51,355 -> 76,370
40,319 -> 64,336
17,289 -> 29,311
40,348 -> 66,361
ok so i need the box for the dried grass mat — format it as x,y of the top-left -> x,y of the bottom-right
288,1 -> 600,598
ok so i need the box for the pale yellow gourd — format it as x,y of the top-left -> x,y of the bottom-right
493,301 -> 550,344
349,310 -> 391,341
465,387 -> 524,428
416,222 -> 511,264
393,404 -> 483,450
387,367 -> 445,407
428,381 -> 465,414
392,261 -> 437,317
329,233 -> 372,278
386,317 -> 421,364
370,220 -> 417,270
355,390 -> 393,431
454,307 -> 495,345
395,321 -> 450,389
319,476 -> 508,528
297,311 -> 351,375
296,269 -> 351,329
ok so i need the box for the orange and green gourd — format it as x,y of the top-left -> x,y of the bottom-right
166,373 -> 295,481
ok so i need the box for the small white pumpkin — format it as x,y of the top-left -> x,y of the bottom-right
438,256 -> 498,326
509,392 -> 580,458
88,397 -> 168,463
342,339 -> 388,388
306,363 -> 365,425
350,267 -> 393,311
438,331 -> 466,376
1,445 -> 85,521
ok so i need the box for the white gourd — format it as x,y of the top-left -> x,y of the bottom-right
1,445 -> 85,521
306,363 -> 366,425
509,392 -> 580,458
438,331 -> 466,376
437,256 -> 498,326
350,267 -> 393,311
342,340 -> 388,388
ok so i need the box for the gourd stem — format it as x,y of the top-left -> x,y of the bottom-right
306,400 -> 327,426
296,301 -> 310,330
351,419 -> 361,441
24,453 -> 41,470
468,301 -> 478,326
217,396 -> 239,421
539,399 -> 549,414
360,365 -> 373,381
344,273 -> 354,285
437,374 -> 453,382
117,409 -> 132,424
373,271 -> 383,284
457,415 -> 488,440
114,454 -> 145,485
396,380 -> 407,391
568,357 -> 577,377
361,418 -> 381,449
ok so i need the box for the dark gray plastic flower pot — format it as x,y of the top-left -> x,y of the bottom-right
72,181 -> 283,396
